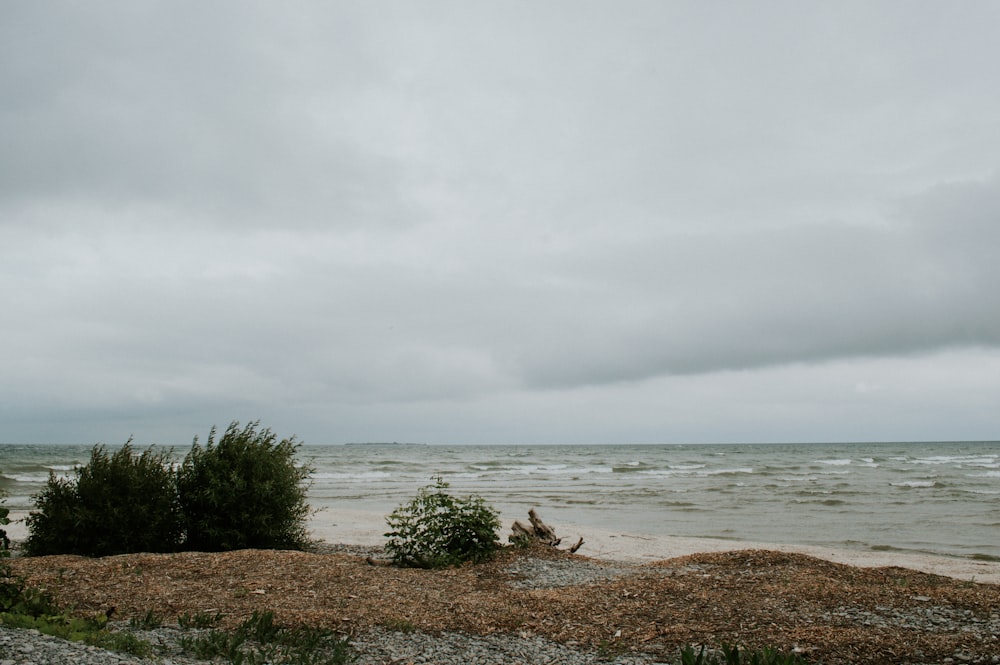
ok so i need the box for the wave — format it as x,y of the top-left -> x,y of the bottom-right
2,472 -> 50,483
311,471 -> 392,480
703,467 -> 754,476
794,498 -> 847,506
890,480 -> 937,488
910,455 -> 998,466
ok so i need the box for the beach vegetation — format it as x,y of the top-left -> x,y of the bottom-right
384,476 -> 502,568
178,609 -> 354,665
176,421 -> 313,552
129,608 -> 163,629
178,609 -> 224,629
0,480 -> 9,556
382,617 -> 417,633
21,421 -> 313,557
23,441 -> 182,557
678,643 -> 808,665
1,560 -> 153,657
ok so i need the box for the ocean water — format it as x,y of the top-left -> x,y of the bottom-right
2,441 -> 998,561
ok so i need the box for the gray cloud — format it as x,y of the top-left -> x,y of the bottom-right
2,2 -> 1000,443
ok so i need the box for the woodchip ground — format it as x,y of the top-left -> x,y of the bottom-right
9,545 -> 1000,664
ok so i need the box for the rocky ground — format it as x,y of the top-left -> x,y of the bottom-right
4,543 -> 1000,664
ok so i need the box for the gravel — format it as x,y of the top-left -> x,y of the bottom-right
0,622 -> 664,665
0,550 -> 665,665
4,545 -> 1000,665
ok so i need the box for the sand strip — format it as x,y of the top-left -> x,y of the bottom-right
8,508 -> 999,584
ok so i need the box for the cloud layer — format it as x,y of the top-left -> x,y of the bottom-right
3,2 -> 999,443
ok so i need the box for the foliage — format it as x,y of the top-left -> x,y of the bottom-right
0,479 -> 9,556
178,609 -> 224,629
1,561 -> 58,617
23,442 -> 181,557
384,476 -> 502,568
176,421 -> 313,552
129,609 -> 163,629
678,644 -> 808,665
179,610 -> 354,665
1,559 -> 153,657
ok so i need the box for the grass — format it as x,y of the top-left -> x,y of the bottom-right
679,644 -> 808,665
2,560 -> 353,664
178,610 -> 354,665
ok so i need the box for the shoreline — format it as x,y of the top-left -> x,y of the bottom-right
311,507 -> 1000,584
8,508 -> 1000,585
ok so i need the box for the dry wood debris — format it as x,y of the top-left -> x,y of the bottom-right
9,546 -> 1000,664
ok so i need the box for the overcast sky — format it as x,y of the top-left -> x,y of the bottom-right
3,2 -> 999,445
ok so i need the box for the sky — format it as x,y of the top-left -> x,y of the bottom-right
2,2 -> 999,445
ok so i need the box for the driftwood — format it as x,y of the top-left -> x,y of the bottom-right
509,508 -> 584,553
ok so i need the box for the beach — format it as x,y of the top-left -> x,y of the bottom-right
313,507 -> 1000,585
8,511 -> 1000,665
8,506 -> 1000,585
5,441 -> 1000,565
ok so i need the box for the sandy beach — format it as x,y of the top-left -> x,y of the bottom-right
7,506 -> 999,584
311,506 -> 1000,584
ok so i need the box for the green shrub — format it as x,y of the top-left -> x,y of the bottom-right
384,477 -> 501,568
24,442 -> 182,557
176,421 -> 313,552
1,480 -> 9,556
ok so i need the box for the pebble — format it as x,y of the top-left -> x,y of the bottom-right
1,623 -> 662,665
4,546 -> 999,664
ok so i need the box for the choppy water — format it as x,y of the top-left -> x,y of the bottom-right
2,441 -> 998,561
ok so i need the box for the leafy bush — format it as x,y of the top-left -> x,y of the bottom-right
0,480 -> 9,557
176,421 -> 313,552
24,442 -> 182,557
384,477 -> 501,568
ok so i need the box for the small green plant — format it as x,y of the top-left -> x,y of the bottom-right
24,441 -> 181,557
1,563 -> 152,658
129,609 -> 163,629
678,643 -> 808,665
179,610 -> 353,665
382,617 -> 417,633
384,476 -> 502,568
597,637 -> 627,661
176,421 -> 313,552
1,562 -> 59,617
178,610 -> 224,629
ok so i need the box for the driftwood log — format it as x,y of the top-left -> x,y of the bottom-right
509,508 -> 584,553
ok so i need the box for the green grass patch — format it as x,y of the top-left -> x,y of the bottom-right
678,643 -> 808,665
179,610 -> 354,665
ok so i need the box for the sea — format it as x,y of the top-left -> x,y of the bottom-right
2,441 -> 998,562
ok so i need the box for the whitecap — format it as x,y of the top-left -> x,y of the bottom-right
890,480 -> 937,488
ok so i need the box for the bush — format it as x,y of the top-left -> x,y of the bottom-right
176,421 -> 312,552
24,442 -> 181,557
384,477 -> 501,568
1,481 -> 9,557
